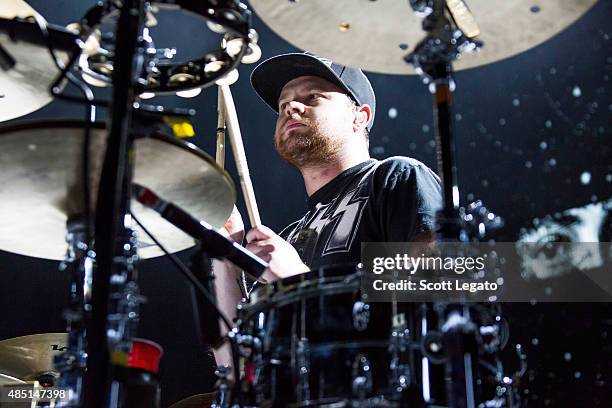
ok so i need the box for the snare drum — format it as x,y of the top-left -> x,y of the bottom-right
237,264 -> 418,407
236,264 -> 512,407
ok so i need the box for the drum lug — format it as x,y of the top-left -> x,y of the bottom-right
352,301 -> 371,331
296,338 -> 311,402
389,328 -> 412,392
351,354 -> 373,399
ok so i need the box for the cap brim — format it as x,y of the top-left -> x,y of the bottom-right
250,53 -> 355,113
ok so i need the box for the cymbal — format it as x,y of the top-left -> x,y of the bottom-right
168,392 -> 218,408
0,373 -> 25,386
249,0 -> 597,74
0,120 -> 235,260
0,0 -> 36,19
0,333 -> 66,382
0,1 -> 69,122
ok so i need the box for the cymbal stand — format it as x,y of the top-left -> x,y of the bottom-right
404,1 -> 483,407
405,0 -> 481,242
83,0 -> 147,406
54,218 -> 93,406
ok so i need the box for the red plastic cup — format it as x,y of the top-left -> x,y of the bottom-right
128,338 -> 164,374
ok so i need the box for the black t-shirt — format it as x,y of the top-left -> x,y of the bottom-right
279,157 -> 443,269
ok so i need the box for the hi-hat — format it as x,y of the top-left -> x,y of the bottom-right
0,120 -> 235,260
249,0 -> 597,74
0,333 -> 67,383
0,1 -> 71,121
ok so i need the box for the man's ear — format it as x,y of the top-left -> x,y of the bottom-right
353,103 -> 372,132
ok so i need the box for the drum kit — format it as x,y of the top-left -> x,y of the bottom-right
0,0 -> 596,407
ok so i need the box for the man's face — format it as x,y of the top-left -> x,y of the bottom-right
274,75 -> 356,168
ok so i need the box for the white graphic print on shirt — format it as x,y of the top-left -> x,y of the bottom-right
286,187 -> 369,257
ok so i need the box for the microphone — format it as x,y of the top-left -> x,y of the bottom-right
132,183 -> 268,279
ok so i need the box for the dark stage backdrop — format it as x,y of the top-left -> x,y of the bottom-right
0,1 -> 610,406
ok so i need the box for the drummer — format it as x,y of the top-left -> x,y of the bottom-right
213,52 -> 442,363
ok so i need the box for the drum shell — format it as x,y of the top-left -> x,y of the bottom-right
238,266 -> 507,407
238,265 -> 418,406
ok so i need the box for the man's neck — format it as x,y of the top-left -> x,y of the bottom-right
300,150 -> 371,196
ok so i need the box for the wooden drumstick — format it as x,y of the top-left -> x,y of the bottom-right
219,84 -> 262,228
216,86 -> 226,168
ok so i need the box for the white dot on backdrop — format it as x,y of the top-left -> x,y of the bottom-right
572,86 -> 582,98
388,107 -> 398,119
580,171 -> 591,185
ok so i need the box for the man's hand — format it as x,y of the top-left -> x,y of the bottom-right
245,225 -> 310,282
219,205 -> 245,243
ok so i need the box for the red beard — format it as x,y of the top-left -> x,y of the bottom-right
275,125 -> 343,168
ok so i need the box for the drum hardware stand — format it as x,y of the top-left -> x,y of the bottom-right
129,218 -> 244,408
210,332 -> 262,408
213,366 -> 233,408
83,0 -> 147,406
129,185 -> 268,407
404,0 -> 481,243
439,308 -> 479,408
404,1 -> 520,407
54,218 -> 94,406
389,324 -> 412,397
2,2 -> 256,407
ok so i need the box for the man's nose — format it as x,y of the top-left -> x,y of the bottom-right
284,100 -> 305,116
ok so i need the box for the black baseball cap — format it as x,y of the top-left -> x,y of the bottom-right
250,52 -> 376,131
